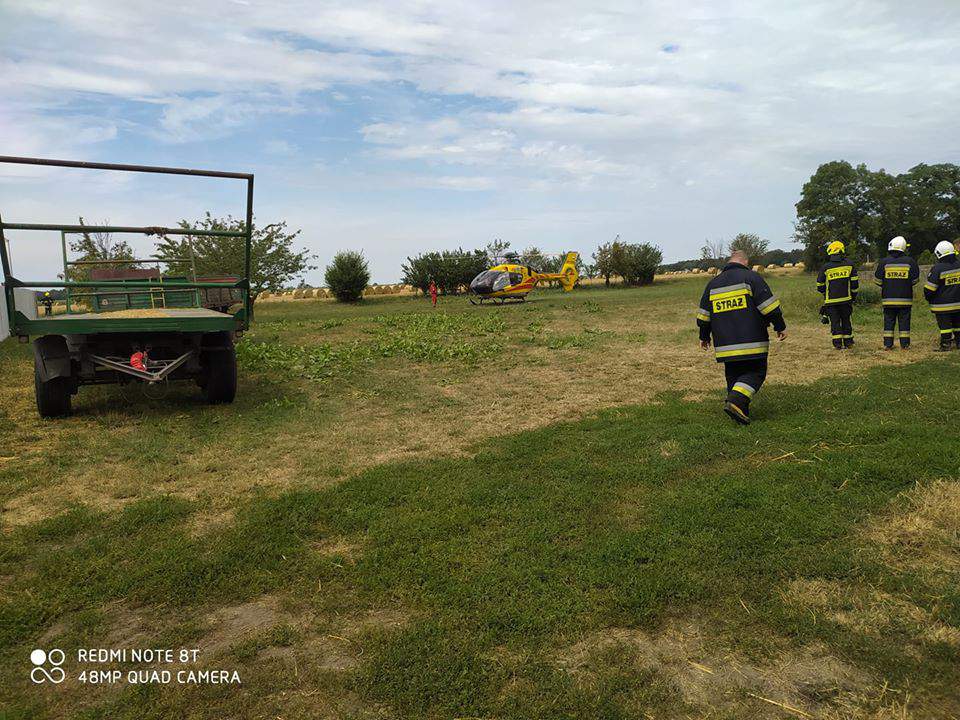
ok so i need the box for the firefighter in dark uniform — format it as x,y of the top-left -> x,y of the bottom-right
816,241 -> 859,349
697,250 -> 787,425
924,240 -> 960,351
874,236 -> 919,349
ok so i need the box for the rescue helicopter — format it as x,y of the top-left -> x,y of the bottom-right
469,251 -> 579,304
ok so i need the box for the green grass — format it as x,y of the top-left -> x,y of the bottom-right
2,355 -> 959,717
1,275 -> 957,718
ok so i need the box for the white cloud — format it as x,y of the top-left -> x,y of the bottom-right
1,0 -> 959,279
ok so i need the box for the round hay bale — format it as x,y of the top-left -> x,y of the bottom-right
766,263 -> 778,269
752,264 -> 764,273
783,262 -> 794,268
293,288 -> 304,299
795,261 -> 805,270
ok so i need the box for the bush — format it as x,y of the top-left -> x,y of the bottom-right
325,251 -> 370,302
617,243 -> 663,286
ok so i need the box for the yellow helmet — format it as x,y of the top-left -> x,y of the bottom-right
826,241 -> 845,256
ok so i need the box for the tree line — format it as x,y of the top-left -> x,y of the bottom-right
658,233 -> 803,273
399,238 -> 663,295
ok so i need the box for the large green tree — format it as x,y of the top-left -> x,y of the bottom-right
794,161 -> 876,269
795,161 -> 960,269
898,163 -> 960,252
154,213 -> 314,300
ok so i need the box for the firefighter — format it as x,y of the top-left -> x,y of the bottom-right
697,250 -> 787,425
40,291 -> 54,316
816,241 -> 859,349
924,240 -> 960,351
874,236 -> 919,349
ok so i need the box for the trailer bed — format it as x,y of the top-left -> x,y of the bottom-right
18,307 -> 239,335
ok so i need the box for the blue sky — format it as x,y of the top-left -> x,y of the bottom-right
2,1 -> 959,283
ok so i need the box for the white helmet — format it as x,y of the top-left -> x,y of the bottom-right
934,240 -> 956,259
888,236 -> 907,252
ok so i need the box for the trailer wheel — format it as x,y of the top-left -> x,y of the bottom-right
34,357 -> 72,417
200,332 -> 237,404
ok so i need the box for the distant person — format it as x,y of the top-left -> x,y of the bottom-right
874,236 -> 919,350
40,291 -> 54,316
924,240 -> 960,351
816,241 -> 859,349
429,280 -> 438,307
697,250 -> 787,425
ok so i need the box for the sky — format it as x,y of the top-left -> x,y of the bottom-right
1,0 -> 959,284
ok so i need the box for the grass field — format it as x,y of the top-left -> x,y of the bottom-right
1,273 -> 959,719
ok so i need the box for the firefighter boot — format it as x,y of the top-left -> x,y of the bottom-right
723,392 -> 750,426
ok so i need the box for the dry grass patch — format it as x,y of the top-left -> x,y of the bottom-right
784,579 -> 960,651
558,619 -> 875,718
310,535 -> 364,561
864,480 -> 960,577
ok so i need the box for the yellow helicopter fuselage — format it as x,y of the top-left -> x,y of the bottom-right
469,252 -> 579,304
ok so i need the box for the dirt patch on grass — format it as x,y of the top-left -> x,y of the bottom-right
558,619 -> 873,717
204,595 -> 289,656
202,594 -> 409,672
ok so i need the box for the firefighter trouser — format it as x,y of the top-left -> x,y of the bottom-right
882,306 -> 911,348
724,358 -> 767,413
825,303 -> 853,348
935,310 -> 960,348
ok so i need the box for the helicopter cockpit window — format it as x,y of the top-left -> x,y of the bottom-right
509,273 -> 522,285
492,272 -> 512,291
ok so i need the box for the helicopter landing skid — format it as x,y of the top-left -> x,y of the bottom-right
470,295 -> 527,306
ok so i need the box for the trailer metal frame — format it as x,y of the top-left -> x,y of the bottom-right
0,156 -> 254,338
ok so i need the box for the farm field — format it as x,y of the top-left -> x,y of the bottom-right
1,273 -> 959,719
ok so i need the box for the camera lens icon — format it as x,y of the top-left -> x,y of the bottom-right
30,648 -> 65,684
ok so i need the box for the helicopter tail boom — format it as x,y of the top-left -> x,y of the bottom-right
538,251 -> 579,291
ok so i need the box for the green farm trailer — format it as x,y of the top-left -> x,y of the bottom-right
0,156 -> 254,417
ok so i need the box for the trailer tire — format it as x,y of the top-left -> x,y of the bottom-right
200,332 -> 237,404
34,357 -> 72,417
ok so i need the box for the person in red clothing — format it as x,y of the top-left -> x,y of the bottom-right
429,279 -> 438,307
